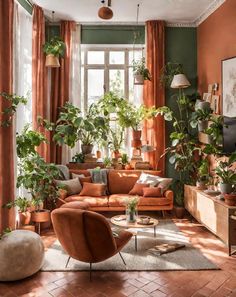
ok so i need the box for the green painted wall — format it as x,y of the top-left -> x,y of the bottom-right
17,0 -> 33,14
165,27 -> 197,178
81,25 -> 145,44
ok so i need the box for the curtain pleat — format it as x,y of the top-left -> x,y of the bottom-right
0,0 -> 15,232
32,4 -> 50,162
143,20 -> 165,173
50,21 -> 76,164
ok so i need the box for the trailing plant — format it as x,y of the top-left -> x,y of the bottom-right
132,57 -> 151,81
190,108 -> 212,129
160,62 -> 184,87
215,152 -> 236,184
43,36 -> 66,57
72,153 -> 85,163
0,92 -> 27,127
4,197 -> 31,213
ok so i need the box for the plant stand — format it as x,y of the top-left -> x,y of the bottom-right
31,210 -> 50,235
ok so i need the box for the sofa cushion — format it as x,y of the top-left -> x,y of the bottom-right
79,176 -> 92,186
138,197 -> 172,206
65,195 -> 109,207
60,201 -> 90,210
143,187 -> 162,197
109,194 -> 140,207
136,173 -> 160,187
55,178 -> 82,195
71,173 -> 85,179
128,183 -> 150,196
79,182 -> 106,197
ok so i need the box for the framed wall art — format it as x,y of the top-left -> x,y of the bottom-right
222,57 -> 236,117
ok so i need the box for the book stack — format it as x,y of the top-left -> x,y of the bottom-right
148,243 -> 185,256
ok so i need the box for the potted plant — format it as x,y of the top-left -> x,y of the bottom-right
132,57 -> 151,85
121,153 -> 129,169
215,152 -> 236,194
205,115 -> 223,146
190,108 -> 212,132
4,197 -> 31,226
196,159 -> 210,190
72,153 -> 85,163
43,36 -> 66,68
108,127 -> 124,159
125,196 -> 138,223
103,156 -> 113,169
172,180 -> 185,219
224,190 -> 236,206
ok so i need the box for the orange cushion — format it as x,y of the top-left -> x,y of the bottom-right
79,176 -> 92,186
143,187 -> 162,197
128,183 -> 150,196
79,182 -> 106,197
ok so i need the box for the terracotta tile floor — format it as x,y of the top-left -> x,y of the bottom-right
1,215 -> 236,297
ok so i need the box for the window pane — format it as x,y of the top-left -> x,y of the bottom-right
129,68 -> 143,105
109,51 -> 125,64
88,69 -> 104,106
87,51 -> 104,64
109,69 -> 125,97
129,50 -> 143,65
81,50 -> 85,65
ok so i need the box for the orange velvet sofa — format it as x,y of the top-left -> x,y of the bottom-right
59,169 -> 174,212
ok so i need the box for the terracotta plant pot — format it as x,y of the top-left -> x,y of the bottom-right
224,193 -> 236,206
96,150 -> 102,159
112,150 -> 121,159
81,144 -> 93,155
125,164 -> 132,170
132,130 -> 142,148
18,211 -> 31,226
45,54 -> 60,67
31,209 -> 50,223
174,206 -> 185,219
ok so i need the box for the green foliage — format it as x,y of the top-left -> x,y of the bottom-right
4,197 -> 31,212
108,127 -> 124,151
160,62 -> 184,87
103,156 -> 112,168
72,153 -> 85,163
121,153 -> 129,165
197,159 -> 210,182
205,115 -> 223,146
125,196 -> 138,211
132,57 -> 151,81
215,152 -> 236,184
43,36 -> 66,57
0,228 -> 11,240
190,108 -> 212,129
0,92 -> 27,127
16,124 -> 47,158
171,180 -> 184,207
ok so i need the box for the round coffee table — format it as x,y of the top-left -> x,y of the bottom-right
111,215 -> 159,251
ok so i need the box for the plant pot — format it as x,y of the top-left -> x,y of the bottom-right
198,120 -> 208,132
31,209 -> 50,223
196,181 -> 207,190
224,193 -> 236,206
131,130 -> 142,148
18,211 -> 31,226
125,164 -> 132,170
81,144 -> 93,155
174,206 -> 185,219
45,54 -> 60,68
219,183 -> 233,194
134,74 -> 144,85
112,150 -> 121,159
96,150 -> 102,159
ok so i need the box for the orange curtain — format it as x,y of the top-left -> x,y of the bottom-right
32,5 -> 50,162
143,20 -> 165,173
50,21 -> 76,164
0,0 -> 15,232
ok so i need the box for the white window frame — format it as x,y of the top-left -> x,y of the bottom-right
81,45 -> 144,111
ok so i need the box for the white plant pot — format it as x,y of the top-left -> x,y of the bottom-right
134,74 -> 144,85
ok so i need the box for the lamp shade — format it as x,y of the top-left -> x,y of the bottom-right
170,74 -> 190,89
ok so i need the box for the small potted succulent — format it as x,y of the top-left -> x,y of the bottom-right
215,152 -> 236,194
132,57 -> 151,85
43,36 -> 66,67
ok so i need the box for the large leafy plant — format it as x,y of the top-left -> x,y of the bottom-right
4,197 -> 31,213
43,36 -> 66,57
190,108 -> 212,129
205,115 -> 223,146
132,57 -> 151,81
215,152 -> 236,184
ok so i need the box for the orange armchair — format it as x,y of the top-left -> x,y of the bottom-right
51,208 -> 132,279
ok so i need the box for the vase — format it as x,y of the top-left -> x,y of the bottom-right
126,208 -> 137,223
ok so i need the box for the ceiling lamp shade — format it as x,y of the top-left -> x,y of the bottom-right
170,74 -> 191,89
98,6 -> 113,20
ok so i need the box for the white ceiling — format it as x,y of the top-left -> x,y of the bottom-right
33,0 -> 220,25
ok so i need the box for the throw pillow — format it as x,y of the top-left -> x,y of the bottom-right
158,178 -> 173,194
55,178 -> 82,195
128,183 -> 150,196
72,173 -> 85,179
79,176 -> 92,186
137,173 -> 160,187
79,182 -> 107,197
143,187 -> 162,197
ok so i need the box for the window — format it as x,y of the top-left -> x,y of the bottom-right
81,46 -> 144,111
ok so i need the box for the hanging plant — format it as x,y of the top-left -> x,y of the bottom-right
132,57 -> 151,85
43,36 -> 66,67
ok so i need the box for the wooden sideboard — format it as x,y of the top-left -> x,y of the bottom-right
184,185 -> 236,255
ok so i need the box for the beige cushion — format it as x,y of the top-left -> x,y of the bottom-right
137,173 -> 172,193
55,178 -> 82,195
71,173 -> 85,179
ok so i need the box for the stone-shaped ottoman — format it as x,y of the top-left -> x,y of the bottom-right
0,230 -> 44,281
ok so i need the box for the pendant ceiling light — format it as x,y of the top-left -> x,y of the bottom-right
98,0 -> 113,20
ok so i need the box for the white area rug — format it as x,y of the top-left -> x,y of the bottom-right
42,220 -> 219,271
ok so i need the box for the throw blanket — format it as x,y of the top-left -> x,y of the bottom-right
88,168 -> 109,186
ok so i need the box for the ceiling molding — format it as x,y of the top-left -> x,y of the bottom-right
166,22 -> 196,28
194,0 -> 226,26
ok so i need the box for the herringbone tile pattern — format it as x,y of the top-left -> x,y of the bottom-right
1,217 -> 236,297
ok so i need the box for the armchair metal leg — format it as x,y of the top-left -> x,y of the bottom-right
65,256 -> 71,268
119,252 -> 126,266
89,263 -> 92,281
